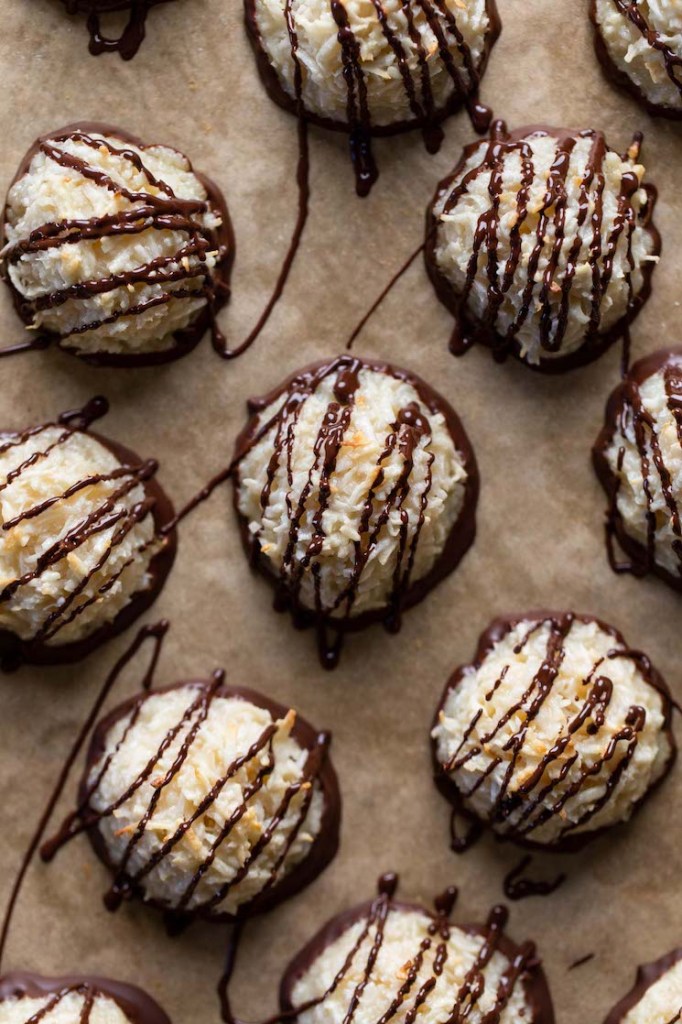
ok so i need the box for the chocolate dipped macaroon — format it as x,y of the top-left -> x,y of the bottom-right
46,679 -> 340,922
57,1 -> 174,60
431,612 -> 676,851
591,1 -> 682,119
245,0 -> 501,195
425,120 -> 660,372
594,349 -> 682,592
0,398 -> 175,671
231,355 -> 479,668
1,123 -> 233,367
0,972 -> 171,1024
279,874 -> 555,1024
603,949 -> 682,1024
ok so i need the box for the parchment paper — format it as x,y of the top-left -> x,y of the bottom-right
0,2 -> 680,1022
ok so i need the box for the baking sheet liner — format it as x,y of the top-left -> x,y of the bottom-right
0,2 -> 680,1022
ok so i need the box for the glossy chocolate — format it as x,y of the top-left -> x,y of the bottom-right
0,398 -> 176,671
0,971 -> 172,1024
244,0 -> 501,197
59,0 -> 173,60
424,121 -> 660,373
231,354 -> 479,669
44,679 -> 341,925
432,611 -> 676,853
594,348 -> 682,593
1,122 -> 234,368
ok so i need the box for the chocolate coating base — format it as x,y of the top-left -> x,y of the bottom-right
593,348 -> 682,594
0,427 -> 177,672
590,0 -> 682,121
1,122 -> 234,369
231,354 -> 479,640
603,948 -> 682,1024
80,680 -> 341,925
424,124 -> 661,374
279,894 -> 555,1024
431,610 -> 677,853
243,0 -> 501,139
0,971 -> 172,1024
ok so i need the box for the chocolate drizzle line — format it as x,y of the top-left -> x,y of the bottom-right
594,348 -> 682,592
424,121 -> 660,373
42,678 -> 340,925
0,973 -> 173,1024
603,948 -> 682,1024
0,397 -> 176,670
0,123 -> 234,368
502,856 -> 566,902
591,0 -> 682,119
432,612 -> 676,853
60,0 -> 172,60
231,355 -> 478,669
0,622 -> 168,971
216,874 -> 553,1024
245,0 -> 501,197
568,953 -> 595,971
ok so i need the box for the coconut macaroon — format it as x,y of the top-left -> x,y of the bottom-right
280,875 -> 555,1024
0,398 -> 175,670
603,950 -> 682,1024
0,973 -> 172,1024
245,0 -> 501,194
232,356 -> 479,668
594,349 -> 682,592
425,121 -> 660,372
432,612 -> 676,850
1,123 -> 232,366
50,681 -> 339,920
591,0 -> 682,118
57,1 -> 174,60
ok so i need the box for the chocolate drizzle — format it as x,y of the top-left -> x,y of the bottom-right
425,121 -> 660,373
0,398 -> 176,670
432,612 -> 676,852
60,0 -> 172,60
603,948 -> 682,1024
1,123 -> 234,367
42,679 -> 340,924
231,355 -> 478,669
0,972 -> 172,1024
591,0 -> 682,119
272,874 -> 554,1024
594,348 -> 682,592
245,0 -> 501,196
502,856 -> 566,901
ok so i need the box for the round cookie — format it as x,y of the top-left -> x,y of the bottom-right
0,972 -> 171,1024
591,0 -> 682,119
65,680 -> 339,921
280,875 -> 555,1024
432,611 -> 676,850
245,0 -> 501,194
594,349 -> 682,592
603,949 -> 682,1024
0,398 -> 176,670
232,355 -> 478,667
1,123 -> 233,366
425,121 -> 660,372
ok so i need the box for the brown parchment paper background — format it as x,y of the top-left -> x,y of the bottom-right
0,1 -> 680,1022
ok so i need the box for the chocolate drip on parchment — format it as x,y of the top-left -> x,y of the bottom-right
41,678 -> 339,924
502,856 -> 566,902
0,124 -> 233,367
433,612 -> 676,852
594,350 -> 682,591
0,396 -> 175,669
219,873 -> 552,1024
0,972 -> 173,1024
424,121 -> 659,373
246,0 -> 500,197
61,0 -> 172,60
0,622 -> 168,971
